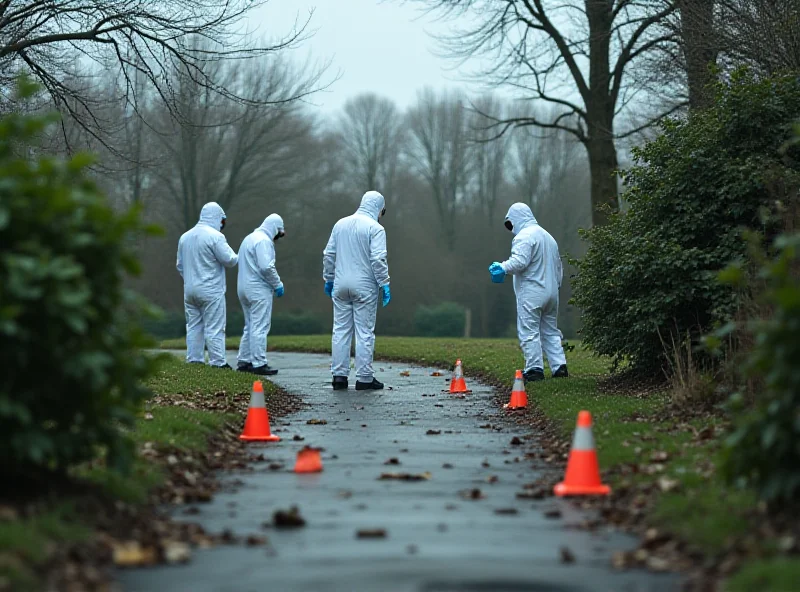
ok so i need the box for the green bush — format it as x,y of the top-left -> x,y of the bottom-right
718,232 -> 800,504
572,71 -> 800,372
140,308 -> 186,339
413,302 -> 466,337
227,310 -> 327,336
0,79 -> 156,477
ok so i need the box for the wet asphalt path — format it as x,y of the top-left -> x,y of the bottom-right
120,352 -> 678,592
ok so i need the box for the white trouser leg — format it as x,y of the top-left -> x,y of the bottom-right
331,296 -> 354,377
203,296 -> 227,367
249,296 -> 272,368
184,296 -> 205,363
353,291 -> 379,383
540,299 -> 566,373
237,296 -> 251,366
517,297 -> 544,372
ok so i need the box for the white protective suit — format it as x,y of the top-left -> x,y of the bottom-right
500,203 -> 566,373
176,202 -> 238,366
236,214 -> 284,369
322,191 -> 390,382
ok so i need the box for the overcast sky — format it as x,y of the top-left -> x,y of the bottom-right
249,0 -> 501,113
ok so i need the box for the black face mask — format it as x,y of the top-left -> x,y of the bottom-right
220,218 -> 226,231
274,230 -> 285,242
504,220 -> 513,232
381,207 -> 386,218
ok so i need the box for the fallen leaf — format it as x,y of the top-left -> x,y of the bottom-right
486,475 -> 499,484
293,435 -> 305,441
112,541 -> 159,567
246,535 -> 267,547
544,508 -> 562,519
273,506 -> 306,528
430,371 -> 443,377
646,556 -> 670,572
494,508 -> 518,515
400,371 -> 410,377
379,472 -> 432,481
442,463 -> 454,469
516,489 -> 546,500
460,488 -> 485,500
560,547 -> 576,564
510,437 -> 523,446
657,476 -> 680,492
384,458 -> 400,465
306,419 -> 327,425
356,529 -> 387,539
426,429 -> 441,435
651,451 -> 669,462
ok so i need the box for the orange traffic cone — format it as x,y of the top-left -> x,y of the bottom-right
448,359 -> 470,394
554,411 -> 611,496
294,446 -> 323,473
505,370 -> 527,409
239,381 -> 280,442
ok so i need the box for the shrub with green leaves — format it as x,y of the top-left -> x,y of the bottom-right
572,71 -> 800,372
718,232 -> 800,504
0,79 -> 156,477
414,302 -> 466,337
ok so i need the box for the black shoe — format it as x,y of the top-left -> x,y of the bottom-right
355,378 -> 384,391
211,363 -> 233,370
523,368 -> 545,383
251,365 -> 278,376
189,361 -> 205,365
237,362 -> 253,373
552,365 -> 569,378
332,376 -> 348,391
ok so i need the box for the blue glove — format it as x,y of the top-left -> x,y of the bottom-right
275,284 -> 284,298
381,284 -> 391,307
489,262 -> 505,284
324,281 -> 334,298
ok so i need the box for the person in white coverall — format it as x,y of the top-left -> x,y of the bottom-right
323,191 -> 391,391
489,203 -> 568,382
236,214 -> 285,376
177,202 -> 238,368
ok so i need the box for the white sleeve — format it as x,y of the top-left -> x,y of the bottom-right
255,239 -> 281,289
213,236 -> 238,268
501,235 -> 534,275
322,227 -> 336,282
370,226 -> 390,288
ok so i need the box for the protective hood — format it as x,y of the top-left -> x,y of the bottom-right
258,214 -> 284,240
198,202 -> 226,230
355,191 -> 385,221
504,203 -> 538,236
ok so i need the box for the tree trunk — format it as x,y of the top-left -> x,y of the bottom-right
586,135 -> 619,227
678,0 -> 718,110
585,0 -> 619,226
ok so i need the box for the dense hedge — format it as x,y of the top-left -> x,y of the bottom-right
0,80 -> 155,476
572,71 -> 800,372
413,302 -> 466,337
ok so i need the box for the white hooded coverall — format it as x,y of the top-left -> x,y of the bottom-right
323,191 -> 389,382
176,202 -> 238,366
236,214 -> 284,369
500,203 -> 566,374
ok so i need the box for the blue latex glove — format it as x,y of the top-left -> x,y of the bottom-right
489,262 -> 505,284
381,284 -> 391,307
324,281 -> 334,298
275,284 -> 284,298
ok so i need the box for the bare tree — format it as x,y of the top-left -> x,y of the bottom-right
469,94 -> 509,225
336,93 -> 404,198
407,88 -> 473,250
718,0 -> 800,74
0,1 -> 329,152
149,54 -> 318,230
404,0 -> 684,226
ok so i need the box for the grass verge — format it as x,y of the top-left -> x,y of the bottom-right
1,355 -> 281,592
161,334 -> 798,588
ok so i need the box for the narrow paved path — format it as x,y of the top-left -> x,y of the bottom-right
121,352 -> 678,592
